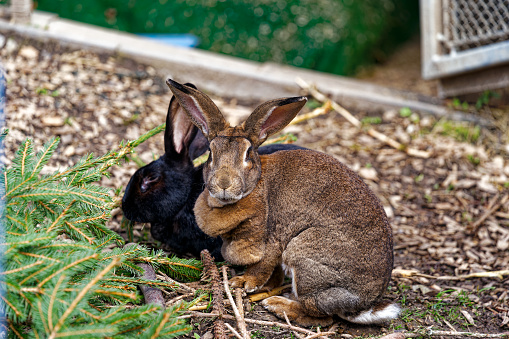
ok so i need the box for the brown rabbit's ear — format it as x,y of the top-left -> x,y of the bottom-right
166,79 -> 228,140
164,83 -> 199,160
244,97 -> 307,147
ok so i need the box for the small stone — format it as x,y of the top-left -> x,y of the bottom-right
359,167 -> 378,181
477,176 -> 497,194
383,205 -> 394,219
412,284 -> 432,295
63,145 -> 75,157
383,109 -> 398,121
19,46 -> 39,59
497,233 -> 509,251
5,38 -> 18,53
41,116 -> 65,127
60,134 -> 73,145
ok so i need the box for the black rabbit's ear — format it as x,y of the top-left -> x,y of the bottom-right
188,129 -> 209,160
244,97 -> 307,147
164,83 -> 200,160
166,79 -> 228,140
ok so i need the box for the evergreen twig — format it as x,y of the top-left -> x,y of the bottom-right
1,127 -> 198,338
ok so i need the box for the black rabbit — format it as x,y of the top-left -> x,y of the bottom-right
122,84 -> 305,260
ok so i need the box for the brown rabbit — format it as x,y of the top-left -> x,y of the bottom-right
166,79 -> 399,327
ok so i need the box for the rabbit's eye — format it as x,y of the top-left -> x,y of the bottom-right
140,175 -> 160,193
243,146 -> 253,167
208,152 -> 213,166
146,175 -> 160,182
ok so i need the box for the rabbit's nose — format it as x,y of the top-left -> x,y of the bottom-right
217,174 -> 232,190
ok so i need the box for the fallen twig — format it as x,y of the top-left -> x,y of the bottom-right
443,319 -> 457,333
188,303 -> 213,311
201,250 -> 227,339
225,323 -> 243,339
377,334 -> 406,339
289,101 -> 333,126
222,266 -> 249,339
181,312 -> 337,337
304,332 -> 335,339
283,311 -> 304,339
124,243 -> 165,308
137,262 -> 165,309
248,284 -> 292,302
392,268 -> 509,281
379,329 -> 509,338
468,193 -> 509,234
295,77 -> 431,159
235,288 -> 245,320
460,310 -> 476,327
157,272 -> 196,294
265,133 -> 297,145
190,284 -> 291,310
165,292 -> 194,307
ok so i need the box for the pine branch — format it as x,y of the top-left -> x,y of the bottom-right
1,127 -> 200,338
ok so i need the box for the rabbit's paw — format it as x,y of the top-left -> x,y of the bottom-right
230,275 -> 263,293
261,296 -> 334,327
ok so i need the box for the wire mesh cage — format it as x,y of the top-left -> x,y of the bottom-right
441,0 -> 509,54
421,0 -> 509,81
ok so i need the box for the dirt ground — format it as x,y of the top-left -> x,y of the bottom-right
2,35 -> 508,339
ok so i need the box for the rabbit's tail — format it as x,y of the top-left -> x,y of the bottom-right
341,301 -> 400,324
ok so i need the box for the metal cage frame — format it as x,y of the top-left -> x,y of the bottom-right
421,0 -> 509,80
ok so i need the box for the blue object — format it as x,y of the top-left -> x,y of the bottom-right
137,33 -> 199,48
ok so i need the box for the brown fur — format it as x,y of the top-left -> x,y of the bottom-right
167,79 -> 396,326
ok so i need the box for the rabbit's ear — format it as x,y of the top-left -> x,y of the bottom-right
166,79 -> 228,140
188,129 -> 209,160
164,84 -> 200,160
244,97 -> 307,147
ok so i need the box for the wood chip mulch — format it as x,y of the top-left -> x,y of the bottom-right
2,35 -> 508,339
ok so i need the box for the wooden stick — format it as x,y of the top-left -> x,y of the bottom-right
265,133 -> 296,145
222,266 -> 248,339
399,330 -> 509,338
166,292 -> 194,307
182,311 -> 333,337
235,288 -> 245,320
443,319 -> 457,333
137,263 -> 165,309
304,332 -> 336,339
468,193 -> 509,234
124,243 -> 165,309
460,310 -> 476,327
392,268 -> 509,280
225,323 -> 243,339
283,311 -> 304,339
185,311 -> 509,339
188,303 -> 210,311
248,284 -> 292,302
295,77 -> 431,159
190,282 -> 291,310
157,272 -> 196,293
289,101 -> 333,126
